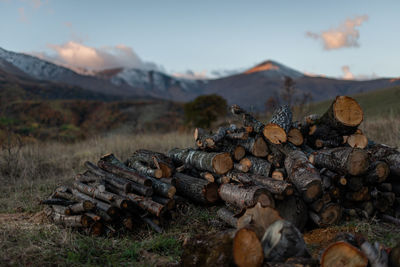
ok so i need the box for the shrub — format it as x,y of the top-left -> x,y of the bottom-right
184,94 -> 227,128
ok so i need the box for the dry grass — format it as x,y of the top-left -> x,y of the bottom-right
0,115 -> 399,265
0,132 -> 193,213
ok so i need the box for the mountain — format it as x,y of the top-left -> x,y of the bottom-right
1,46 -> 399,110
243,60 -> 304,79
0,47 -> 205,102
203,62 -> 400,110
94,67 -> 206,101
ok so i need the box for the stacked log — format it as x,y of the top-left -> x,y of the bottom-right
41,94 -> 400,266
42,152 -> 181,235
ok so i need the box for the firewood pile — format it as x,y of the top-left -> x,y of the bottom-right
41,95 -> 400,266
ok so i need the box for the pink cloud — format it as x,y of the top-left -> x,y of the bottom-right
341,65 -> 378,80
31,41 -> 161,71
306,15 -> 369,50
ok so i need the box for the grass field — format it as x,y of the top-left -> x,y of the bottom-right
1,89 -> 400,266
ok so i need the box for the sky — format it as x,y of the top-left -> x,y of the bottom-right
0,0 -> 399,79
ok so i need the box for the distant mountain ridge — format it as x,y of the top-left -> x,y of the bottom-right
0,46 -> 399,110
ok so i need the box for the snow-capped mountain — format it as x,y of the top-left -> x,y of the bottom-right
96,67 -> 206,93
0,47 -> 79,81
0,47 -> 205,100
1,46 -> 399,110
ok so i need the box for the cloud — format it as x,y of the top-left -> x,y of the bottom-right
209,68 -> 243,78
29,0 -> 45,9
30,41 -> 162,72
64,21 -> 72,28
172,70 -> 208,80
341,66 -> 354,80
306,15 -> 369,50
303,71 -> 326,78
18,7 -> 28,22
341,65 -> 378,80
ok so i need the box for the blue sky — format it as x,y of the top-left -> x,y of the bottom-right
0,0 -> 399,79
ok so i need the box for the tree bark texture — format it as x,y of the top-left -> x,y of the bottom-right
126,149 -> 174,178
219,184 -> 275,209
174,172 -> 219,204
168,148 -> 233,175
309,147 -> 369,176
284,150 -> 322,203
261,219 -> 309,262
263,105 -> 293,144
231,104 -> 265,134
98,154 -> 152,186
316,96 -> 363,135
241,156 -> 273,177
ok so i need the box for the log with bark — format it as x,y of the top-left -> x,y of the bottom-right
217,207 -> 239,228
219,183 -> 275,209
250,175 -> 294,197
263,105 -> 293,144
309,147 -> 369,176
125,159 -> 162,179
309,203 -> 342,227
98,154 -> 152,186
261,219 -> 309,262
365,161 -> 390,184
84,161 -> 132,193
241,156 -> 273,177
71,189 -> 119,217
285,150 -> 322,203
126,149 -> 175,178
194,127 -> 227,149
238,136 -> 269,157
230,104 -> 265,134
174,172 -> 219,204
49,211 -> 93,228
168,148 -> 233,175
221,142 -> 246,161
368,144 -> 400,177
316,95 -> 363,136
146,176 -> 176,199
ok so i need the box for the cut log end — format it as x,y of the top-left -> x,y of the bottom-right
271,170 -> 284,181
288,128 -> 304,146
347,133 -> 368,149
263,123 -> 287,144
233,228 -> 264,267
347,149 -> 369,176
212,152 -> 233,175
257,193 -> 275,208
159,162 -> 172,178
82,200 -> 95,211
304,182 -> 323,202
153,168 -> 163,179
204,183 -> 219,203
320,203 -> 342,226
252,137 -> 269,157
375,161 -> 390,183
167,186 -> 177,199
234,146 -> 246,161
321,241 -> 368,267
333,96 -> 364,127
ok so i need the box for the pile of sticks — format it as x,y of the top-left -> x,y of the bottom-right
41,95 -> 400,266
42,151 -> 179,235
